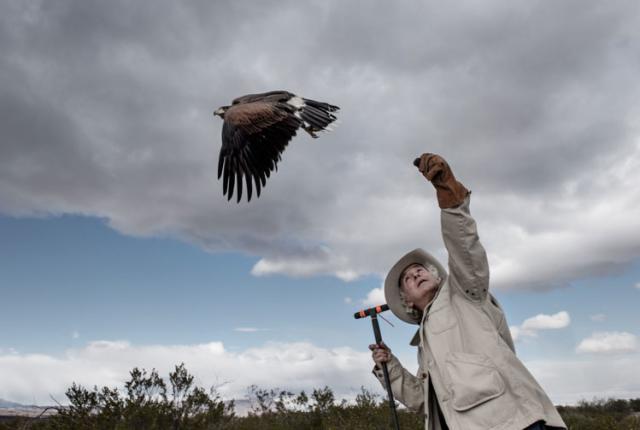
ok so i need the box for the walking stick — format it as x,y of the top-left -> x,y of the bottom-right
354,304 -> 401,430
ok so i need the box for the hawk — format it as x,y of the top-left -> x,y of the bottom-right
213,90 -> 339,202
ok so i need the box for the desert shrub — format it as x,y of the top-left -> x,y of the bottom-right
13,363 -> 233,430
5,366 -> 640,430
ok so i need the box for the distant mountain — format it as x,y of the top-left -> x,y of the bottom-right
0,398 -> 251,417
0,399 -> 58,419
0,399 -> 26,409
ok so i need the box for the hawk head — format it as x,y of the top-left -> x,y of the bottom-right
213,106 -> 230,118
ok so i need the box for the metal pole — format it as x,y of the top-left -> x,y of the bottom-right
371,313 -> 401,430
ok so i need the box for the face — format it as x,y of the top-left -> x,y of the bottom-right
400,263 -> 440,310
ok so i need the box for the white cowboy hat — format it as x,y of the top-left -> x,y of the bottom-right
384,248 -> 448,324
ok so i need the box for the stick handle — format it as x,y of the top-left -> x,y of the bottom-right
371,314 -> 401,430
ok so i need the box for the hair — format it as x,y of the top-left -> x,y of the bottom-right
398,263 -> 440,320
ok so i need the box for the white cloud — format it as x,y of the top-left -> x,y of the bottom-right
590,313 -> 606,322
522,311 -> 571,331
362,287 -> 385,307
1,340 -> 639,407
250,247 -> 336,279
0,340 -> 375,406
509,326 -> 522,342
233,328 -> 267,333
635,282 -> 640,290
576,331 -> 638,354
2,2 -> 640,292
72,330 -> 80,339
510,311 -> 570,342
343,297 -> 352,304
525,354 -> 640,404
251,249 -> 361,282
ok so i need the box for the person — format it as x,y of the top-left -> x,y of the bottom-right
370,153 -> 567,430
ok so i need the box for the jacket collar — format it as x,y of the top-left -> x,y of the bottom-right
409,280 -> 451,347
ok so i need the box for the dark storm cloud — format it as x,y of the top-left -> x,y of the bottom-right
2,0 -> 640,290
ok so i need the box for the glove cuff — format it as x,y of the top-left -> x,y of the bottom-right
436,181 -> 469,209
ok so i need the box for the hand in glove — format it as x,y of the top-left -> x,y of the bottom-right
413,154 -> 469,208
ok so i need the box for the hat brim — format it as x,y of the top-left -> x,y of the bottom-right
384,248 -> 447,325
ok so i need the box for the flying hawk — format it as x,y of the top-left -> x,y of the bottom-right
213,90 -> 339,202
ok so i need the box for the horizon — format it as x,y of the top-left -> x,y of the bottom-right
2,0 -> 640,408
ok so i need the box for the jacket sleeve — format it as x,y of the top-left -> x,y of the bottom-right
441,194 -> 490,302
372,355 -> 425,413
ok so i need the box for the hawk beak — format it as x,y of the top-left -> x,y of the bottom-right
213,108 -> 224,117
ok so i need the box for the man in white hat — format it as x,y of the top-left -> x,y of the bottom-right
370,154 -> 566,430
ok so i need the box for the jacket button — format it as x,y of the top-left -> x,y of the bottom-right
421,372 -> 427,378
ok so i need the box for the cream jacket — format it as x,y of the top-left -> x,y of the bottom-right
374,196 -> 566,430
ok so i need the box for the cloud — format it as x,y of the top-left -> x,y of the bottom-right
525,354 -> 640,404
251,247 -> 359,281
635,282 -> 640,290
1,339 -> 639,406
233,327 -> 268,333
0,340 -> 374,406
343,297 -> 352,304
510,311 -> 570,341
590,313 -> 606,322
2,1 -> 640,291
522,311 -> 571,331
509,326 -> 521,342
576,331 -> 638,354
72,331 -> 80,339
362,287 -> 385,307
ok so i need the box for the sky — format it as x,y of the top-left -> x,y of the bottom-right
1,0 -> 640,407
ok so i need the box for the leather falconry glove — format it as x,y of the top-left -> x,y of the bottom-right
413,154 -> 469,209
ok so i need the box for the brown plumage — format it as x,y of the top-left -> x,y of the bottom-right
213,90 -> 339,202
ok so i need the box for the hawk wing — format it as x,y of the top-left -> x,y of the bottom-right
231,90 -> 294,106
218,101 -> 301,202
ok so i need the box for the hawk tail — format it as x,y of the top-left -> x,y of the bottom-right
300,98 -> 339,132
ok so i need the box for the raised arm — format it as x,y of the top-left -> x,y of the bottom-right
441,196 -> 489,302
415,153 -> 489,302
